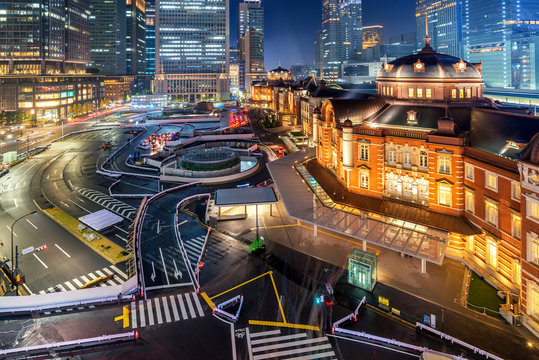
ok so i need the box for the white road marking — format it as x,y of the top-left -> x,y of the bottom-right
64,281 -> 77,291
177,294 -> 188,320
102,267 -> 114,276
32,253 -> 48,268
54,183 -> 59,190
231,323 -> 237,360
115,234 -> 127,242
6,226 -> 16,237
13,199 -> 17,207
154,298 -> 163,324
252,336 -> 328,353
184,292 -> 196,318
110,265 -> 128,279
95,270 -> 106,277
178,220 -> 188,226
249,329 -> 281,339
26,219 -> 38,229
138,301 -> 146,328
68,180 -> 73,188
60,200 -> 69,207
159,247 -> 170,285
147,299 -> 155,326
131,301 -> 137,329
87,273 -> 97,280
54,243 -> 71,258
68,199 -> 90,213
23,283 -> 34,296
80,275 -> 90,283
72,278 -> 83,288
161,296 -> 172,323
192,292 -> 204,317
76,196 -> 86,203
114,226 -> 128,234
250,333 -> 306,346
169,295 -> 180,321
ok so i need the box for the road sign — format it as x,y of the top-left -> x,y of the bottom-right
431,314 -> 436,328
378,296 -> 389,307
423,314 -> 431,327
21,246 -> 34,255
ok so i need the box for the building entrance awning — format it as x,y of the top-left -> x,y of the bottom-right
267,148 -> 449,265
79,209 -> 123,232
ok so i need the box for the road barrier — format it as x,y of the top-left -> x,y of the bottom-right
108,178 -> 154,198
0,331 -> 136,358
213,294 -> 244,322
415,322 -> 504,360
331,296 -> 366,334
0,277 -> 137,315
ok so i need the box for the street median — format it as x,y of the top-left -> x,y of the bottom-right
43,207 -> 129,265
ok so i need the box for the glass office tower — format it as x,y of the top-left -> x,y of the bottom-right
126,0 -> 146,75
416,0 -> 462,57
320,0 -> 362,81
90,0 -> 127,75
463,0 -> 539,89
155,0 -> 230,101
238,0 -> 264,92
145,0 -> 156,75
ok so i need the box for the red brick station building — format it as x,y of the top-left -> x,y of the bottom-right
252,39 -> 539,336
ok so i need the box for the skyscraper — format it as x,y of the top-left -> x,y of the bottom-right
463,0 -> 539,89
0,0 -> 89,75
126,0 -> 147,75
319,0 -> 362,81
155,0 -> 230,101
362,25 -> 383,49
0,1 -> 103,121
416,0 -> 462,57
90,0 -> 127,75
145,0 -> 156,75
238,0 -> 264,92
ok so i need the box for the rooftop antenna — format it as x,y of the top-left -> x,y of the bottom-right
424,14 -> 431,47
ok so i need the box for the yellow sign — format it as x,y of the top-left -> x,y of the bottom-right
378,296 -> 389,307
391,308 -> 400,316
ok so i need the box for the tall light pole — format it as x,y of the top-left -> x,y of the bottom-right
11,211 -> 37,295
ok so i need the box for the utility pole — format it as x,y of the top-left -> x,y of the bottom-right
11,211 -> 36,295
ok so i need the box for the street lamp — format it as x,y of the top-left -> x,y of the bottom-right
11,210 -> 37,295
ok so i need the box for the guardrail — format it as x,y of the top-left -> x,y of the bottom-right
331,296 -> 366,333
415,322 -> 504,360
213,295 -> 243,322
0,331 -> 136,358
137,182 -> 201,298
173,193 -> 212,293
108,177 -> 154,199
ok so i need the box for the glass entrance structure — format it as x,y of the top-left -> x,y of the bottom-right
348,249 -> 377,291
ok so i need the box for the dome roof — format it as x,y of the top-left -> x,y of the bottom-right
377,50 -> 482,81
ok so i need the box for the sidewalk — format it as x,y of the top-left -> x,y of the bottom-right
215,198 -> 539,358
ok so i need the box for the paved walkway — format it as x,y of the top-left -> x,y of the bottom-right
216,195 -> 539,357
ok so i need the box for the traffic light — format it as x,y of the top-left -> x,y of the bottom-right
315,292 -> 324,305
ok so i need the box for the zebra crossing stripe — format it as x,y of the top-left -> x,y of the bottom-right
110,265 -> 128,279
252,336 -> 328,353
286,351 -> 336,360
154,298 -> 164,325
162,296 -> 172,323
251,333 -> 306,346
72,278 -> 83,288
252,343 -> 333,360
95,270 -> 106,277
169,295 -> 180,321
64,282 -> 77,291
192,293 -> 204,317
57,284 -> 66,292
138,301 -> 146,327
80,275 -> 90,283
184,292 -> 196,319
177,294 -> 188,320
147,299 -> 155,326
131,301 -> 137,329
250,330 -> 281,338
87,273 -> 97,280
102,267 -> 114,276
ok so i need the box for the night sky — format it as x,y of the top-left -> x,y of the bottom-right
230,0 -> 417,70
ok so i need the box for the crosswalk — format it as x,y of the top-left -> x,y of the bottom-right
131,292 -> 205,328
75,187 -> 137,219
36,265 -> 129,295
182,235 -> 226,266
248,329 -> 337,360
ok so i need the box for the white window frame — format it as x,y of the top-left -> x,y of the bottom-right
438,154 -> 451,175
438,184 -> 452,207
465,163 -> 474,181
530,282 -> 539,318
359,170 -> 369,189
527,232 -> 539,266
527,197 -> 539,223
511,181 -> 521,201
485,199 -> 498,227
402,150 -> 412,167
511,213 -> 521,239
387,146 -> 396,164
485,171 -> 498,192
419,150 -> 428,169
359,143 -> 369,161
465,189 -> 475,213
487,238 -> 498,269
